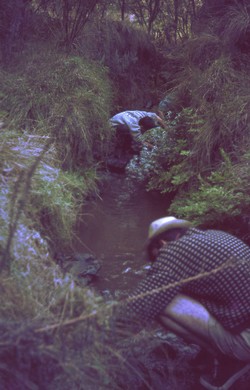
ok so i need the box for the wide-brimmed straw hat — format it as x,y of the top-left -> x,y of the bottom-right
147,216 -> 192,244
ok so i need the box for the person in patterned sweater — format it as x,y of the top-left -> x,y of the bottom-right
125,216 -> 250,388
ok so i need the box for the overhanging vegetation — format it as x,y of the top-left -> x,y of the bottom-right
0,1 -> 250,389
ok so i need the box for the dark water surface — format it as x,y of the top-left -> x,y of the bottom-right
74,173 -> 172,294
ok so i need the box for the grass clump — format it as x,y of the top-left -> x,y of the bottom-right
0,130 -> 98,261
0,48 -> 112,170
0,263 -> 198,390
30,167 -> 99,246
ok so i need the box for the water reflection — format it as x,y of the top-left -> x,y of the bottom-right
74,173 -> 171,293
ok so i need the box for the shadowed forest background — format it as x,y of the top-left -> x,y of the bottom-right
0,1 -> 250,389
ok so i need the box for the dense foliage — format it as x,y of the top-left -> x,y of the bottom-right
0,1 -> 250,389
123,2 -> 250,241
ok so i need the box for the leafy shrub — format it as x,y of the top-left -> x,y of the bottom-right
169,149 -> 250,240
126,109 -> 202,194
126,126 -> 171,184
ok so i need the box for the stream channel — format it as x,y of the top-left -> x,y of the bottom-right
74,172 -> 172,296
72,172 -> 250,389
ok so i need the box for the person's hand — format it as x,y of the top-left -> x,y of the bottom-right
156,115 -> 167,129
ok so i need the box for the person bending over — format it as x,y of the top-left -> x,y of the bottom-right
110,111 -> 164,158
124,216 -> 250,389
109,110 -> 165,139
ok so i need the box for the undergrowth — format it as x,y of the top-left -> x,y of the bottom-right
0,45 -> 113,249
143,21 -> 250,239
0,47 -> 112,170
0,3 -> 250,389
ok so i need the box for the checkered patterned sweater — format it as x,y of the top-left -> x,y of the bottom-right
127,228 -> 250,333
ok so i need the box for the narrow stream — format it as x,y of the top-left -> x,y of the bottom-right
74,172 -> 172,294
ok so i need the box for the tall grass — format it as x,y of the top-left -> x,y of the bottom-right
0,46 -> 113,250
0,248 -> 199,390
221,2 -> 250,48
144,17 -> 250,234
0,47 -> 113,170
